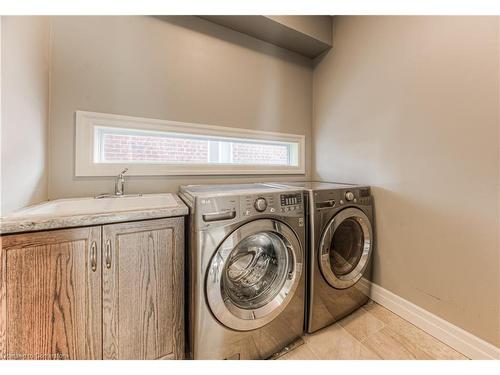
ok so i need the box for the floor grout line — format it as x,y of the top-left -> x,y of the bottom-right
282,301 -> 468,360
362,302 -> 469,360
371,304 -> 470,358
336,324 -> 383,359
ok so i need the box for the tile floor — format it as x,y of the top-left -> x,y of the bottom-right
280,301 -> 468,360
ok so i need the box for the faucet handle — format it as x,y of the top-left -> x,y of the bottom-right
119,168 -> 128,176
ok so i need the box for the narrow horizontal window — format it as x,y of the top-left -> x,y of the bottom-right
94,127 -> 297,167
75,111 -> 305,176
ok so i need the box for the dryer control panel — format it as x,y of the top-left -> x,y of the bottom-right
314,187 -> 371,209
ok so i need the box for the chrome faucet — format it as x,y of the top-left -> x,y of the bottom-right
95,168 -> 142,199
115,168 -> 128,196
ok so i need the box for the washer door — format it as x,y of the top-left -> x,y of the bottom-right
319,208 -> 373,289
206,219 -> 303,331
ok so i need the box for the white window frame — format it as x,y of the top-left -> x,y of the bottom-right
75,111 -> 306,176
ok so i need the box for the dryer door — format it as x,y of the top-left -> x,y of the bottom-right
206,219 -> 303,331
319,207 -> 373,289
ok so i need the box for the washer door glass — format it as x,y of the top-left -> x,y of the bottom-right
319,208 -> 373,289
223,232 -> 288,310
206,219 -> 303,331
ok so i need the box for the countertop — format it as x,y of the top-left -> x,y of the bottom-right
0,193 -> 188,235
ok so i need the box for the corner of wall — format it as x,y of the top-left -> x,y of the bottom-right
0,16 -> 52,215
47,16 -> 53,201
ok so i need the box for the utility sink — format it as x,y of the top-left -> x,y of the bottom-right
5,193 -> 180,219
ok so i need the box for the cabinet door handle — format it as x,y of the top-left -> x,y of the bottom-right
105,239 -> 112,269
90,241 -> 97,272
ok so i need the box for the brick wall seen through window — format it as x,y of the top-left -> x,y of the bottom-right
97,128 -> 293,165
101,133 -> 209,163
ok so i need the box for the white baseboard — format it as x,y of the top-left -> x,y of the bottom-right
368,282 -> 500,360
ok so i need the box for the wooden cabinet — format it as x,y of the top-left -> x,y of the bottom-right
102,219 -> 184,360
0,227 -> 102,360
0,217 -> 184,360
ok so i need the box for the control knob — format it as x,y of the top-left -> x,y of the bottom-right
345,191 -> 355,201
254,197 -> 268,212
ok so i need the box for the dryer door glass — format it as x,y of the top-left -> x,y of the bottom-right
206,219 -> 303,331
330,218 -> 364,276
319,208 -> 373,289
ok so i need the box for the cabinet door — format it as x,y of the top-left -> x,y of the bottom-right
0,227 -> 102,360
102,217 -> 184,360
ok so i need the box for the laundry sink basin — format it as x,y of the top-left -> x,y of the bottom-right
5,193 -> 180,219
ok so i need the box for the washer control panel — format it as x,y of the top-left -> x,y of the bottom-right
241,193 -> 277,216
279,193 -> 303,213
196,191 -> 304,228
254,197 -> 268,212
241,192 -> 304,217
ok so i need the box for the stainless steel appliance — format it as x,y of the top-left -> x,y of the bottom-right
179,183 -> 306,359
270,182 -> 374,333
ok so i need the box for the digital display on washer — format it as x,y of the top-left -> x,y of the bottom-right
280,193 -> 302,206
360,188 -> 370,198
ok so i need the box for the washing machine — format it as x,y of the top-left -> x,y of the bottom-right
271,182 -> 374,333
179,183 -> 306,359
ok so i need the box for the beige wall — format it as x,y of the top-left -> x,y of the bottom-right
49,16 -> 312,199
313,16 -> 500,346
1,17 -> 50,215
